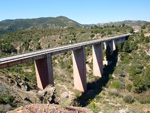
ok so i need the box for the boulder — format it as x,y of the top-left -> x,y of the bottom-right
60,92 -> 69,98
37,85 -> 56,104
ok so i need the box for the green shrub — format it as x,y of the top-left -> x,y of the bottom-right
125,84 -> 132,92
90,34 -> 95,38
123,40 -> 130,52
108,88 -> 120,97
36,43 -> 41,50
133,75 -> 146,93
110,81 -> 119,89
136,92 -> 150,104
0,96 -> 5,104
136,65 -> 143,69
88,99 -> 101,113
0,94 -> 15,105
123,95 -> 134,103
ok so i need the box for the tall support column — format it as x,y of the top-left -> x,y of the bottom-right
34,54 -> 54,89
93,42 -> 103,77
72,47 -> 86,92
113,39 -> 120,51
112,40 -> 116,51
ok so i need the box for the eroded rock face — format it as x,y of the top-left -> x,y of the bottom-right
60,92 -> 69,98
37,85 -> 57,104
20,80 -> 29,91
0,80 -> 41,112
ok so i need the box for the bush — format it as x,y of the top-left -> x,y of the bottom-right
110,81 -> 119,89
123,40 -> 130,52
125,84 -> 132,92
90,34 -> 95,38
133,74 -> 146,93
108,88 -> 120,97
36,43 -> 41,50
136,92 -> 150,104
0,96 -> 5,104
0,94 -> 15,105
117,42 -> 122,52
123,95 -> 134,103
23,41 -> 29,50
88,99 -> 101,113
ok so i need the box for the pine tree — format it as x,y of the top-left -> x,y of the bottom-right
123,40 -> 130,52
117,42 -> 122,52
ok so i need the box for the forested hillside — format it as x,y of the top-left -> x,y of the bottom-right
0,24 -> 133,57
0,16 -> 82,35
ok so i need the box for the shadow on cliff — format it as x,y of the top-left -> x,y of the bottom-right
73,50 -> 118,107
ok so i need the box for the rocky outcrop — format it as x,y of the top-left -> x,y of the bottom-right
37,85 -> 57,104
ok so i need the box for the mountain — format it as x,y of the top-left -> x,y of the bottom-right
96,20 -> 148,27
0,16 -> 148,35
0,16 -> 83,35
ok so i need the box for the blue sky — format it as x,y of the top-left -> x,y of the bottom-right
1,0 -> 150,24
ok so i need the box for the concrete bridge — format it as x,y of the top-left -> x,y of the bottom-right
0,33 -> 130,92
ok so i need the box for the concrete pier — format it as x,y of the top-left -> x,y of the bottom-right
93,42 -> 103,77
113,39 -> 120,51
72,47 -> 86,92
34,54 -> 54,89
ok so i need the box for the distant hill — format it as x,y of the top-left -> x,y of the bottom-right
96,20 -> 148,27
0,16 -> 148,35
0,16 -> 83,34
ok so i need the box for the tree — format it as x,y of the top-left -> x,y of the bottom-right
139,31 -> 145,42
107,30 -> 112,35
123,40 -> 130,52
94,25 -> 98,29
130,41 -> 138,50
141,25 -> 146,29
36,43 -> 41,50
122,23 -> 125,27
130,28 -> 134,33
117,42 -> 122,52
145,36 -> 150,43
23,41 -> 29,50
133,75 -> 145,93
143,66 -> 150,88
90,34 -> 95,38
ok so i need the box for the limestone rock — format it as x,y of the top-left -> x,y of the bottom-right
37,85 -> 56,104
20,80 -> 29,91
60,92 -> 69,98
118,108 -> 129,113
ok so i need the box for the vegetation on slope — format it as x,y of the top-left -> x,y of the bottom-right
0,24 -> 132,57
96,20 -> 147,27
1,22 -> 150,112
0,16 -> 82,35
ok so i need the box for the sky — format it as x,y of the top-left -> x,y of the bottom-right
1,0 -> 150,24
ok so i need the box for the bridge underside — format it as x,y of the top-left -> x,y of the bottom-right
34,54 -> 54,89
0,35 -> 129,92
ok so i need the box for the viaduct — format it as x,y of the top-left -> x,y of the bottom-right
0,33 -> 131,92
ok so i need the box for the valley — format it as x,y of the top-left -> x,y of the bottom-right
0,17 -> 150,113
